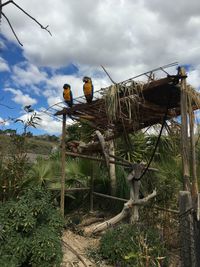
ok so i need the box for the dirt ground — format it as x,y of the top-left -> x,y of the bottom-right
61,211 -> 112,267
61,230 -> 111,267
61,212 -> 181,267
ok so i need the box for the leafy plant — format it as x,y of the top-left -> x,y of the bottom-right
0,186 -> 64,267
0,135 -> 30,201
14,106 -> 41,136
96,224 -> 168,267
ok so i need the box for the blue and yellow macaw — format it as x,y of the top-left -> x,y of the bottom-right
63,84 -> 73,107
83,76 -> 93,103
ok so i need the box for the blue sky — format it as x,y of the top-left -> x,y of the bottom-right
0,0 -> 200,135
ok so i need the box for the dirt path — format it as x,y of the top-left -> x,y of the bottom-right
61,230 -> 112,267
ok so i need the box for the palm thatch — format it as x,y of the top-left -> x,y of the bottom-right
104,82 -> 144,131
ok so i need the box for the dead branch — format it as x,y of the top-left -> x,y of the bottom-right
80,217 -> 104,227
1,0 -> 52,46
0,0 -> 12,8
133,189 -> 157,205
62,240 -> 88,267
101,65 -> 116,84
0,101 -> 14,109
11,1 -> 52,36
2,12 -> 23,46
85,190 -> 157,235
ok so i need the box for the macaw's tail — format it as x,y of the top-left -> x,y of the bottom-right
65,100 -> 73,107
85,95 -> 93,103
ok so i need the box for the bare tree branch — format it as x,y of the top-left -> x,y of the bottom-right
101,65 -> 116,84
0,102 -> 14,109
1,0 -> 52,46
0,0 -> 12,8
1,12 -> 23,46
11,0 -> 52,36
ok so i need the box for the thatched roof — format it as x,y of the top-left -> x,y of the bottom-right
55,73 -> 200,138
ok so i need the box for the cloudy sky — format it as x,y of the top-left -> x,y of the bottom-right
0,0 -> 200,135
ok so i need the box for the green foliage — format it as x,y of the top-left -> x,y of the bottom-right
116,165 -> 129,199
0,186 -> 64,267
0,135 -> 30,201
67,121 -> 95,143
97,224 -> 168,267
116,132 -> 148,163
28,157 -> 53,185
15,108 -> 41,135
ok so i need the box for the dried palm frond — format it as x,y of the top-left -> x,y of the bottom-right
185,84 -> 200,110
104,81 -> 145,129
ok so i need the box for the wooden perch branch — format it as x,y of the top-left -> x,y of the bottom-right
95,130 -> 110,168
85,189 -> 156,235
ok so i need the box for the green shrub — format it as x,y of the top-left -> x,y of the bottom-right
98,224 -> 168,267
0,186 -> 64,267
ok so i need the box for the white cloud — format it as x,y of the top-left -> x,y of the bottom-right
0,0 -> 199,89
11,62 -> 47,87
188,66 -> 200,89
1,0 -> 200,80
4,88 -> 37,106
0,57 -> 10,72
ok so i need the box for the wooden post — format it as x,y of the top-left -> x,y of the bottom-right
180,67 -> 190,191
109,139 -> 117,196
90,162 -> 94,213
60,114 -> 66,217
179,191 -> 196,266
129,164 -> 143,223
188,97 -> 198,200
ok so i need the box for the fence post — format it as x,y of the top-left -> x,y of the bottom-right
179,191 -> 196,267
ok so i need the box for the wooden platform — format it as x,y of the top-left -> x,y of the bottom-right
55,73 -> 199,138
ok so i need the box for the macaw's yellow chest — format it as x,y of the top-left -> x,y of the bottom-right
83,82 -> 93,96
63,89 -> 71,101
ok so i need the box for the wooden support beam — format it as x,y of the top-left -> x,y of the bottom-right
66,151 -> 131,167
95,130 -> 109,168
60,114 -> 66,217
179,191 -> 196,266
188,96 -> 199,201
93,191 -> 128,202
65,151 -> 158,172
50,187 -> 90,192
180,67 -> 191,191
90,163 -> 94,213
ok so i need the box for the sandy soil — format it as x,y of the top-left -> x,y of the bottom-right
61,229 -> 112,267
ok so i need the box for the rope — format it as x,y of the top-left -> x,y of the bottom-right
133,94 -> 171,181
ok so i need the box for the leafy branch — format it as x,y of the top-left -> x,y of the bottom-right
14,105 -> 41,135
